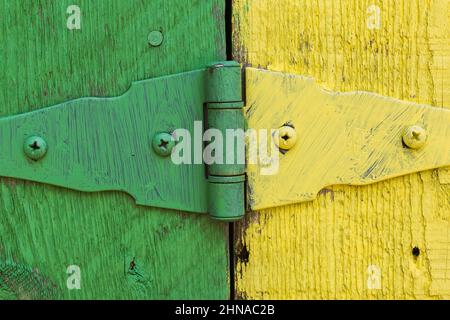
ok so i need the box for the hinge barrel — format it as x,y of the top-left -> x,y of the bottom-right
205,62 -> 246,221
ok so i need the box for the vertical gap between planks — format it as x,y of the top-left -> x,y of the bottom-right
229,222 -> 236,300
226,0 -> 236,300
225,0 -> 234,60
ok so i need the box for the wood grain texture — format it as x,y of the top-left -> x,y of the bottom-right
0,0 -> 229,299
233,0 -> 450,299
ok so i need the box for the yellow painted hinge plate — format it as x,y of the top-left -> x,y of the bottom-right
245,68 -> 450,211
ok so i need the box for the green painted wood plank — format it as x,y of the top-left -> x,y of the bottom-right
0,0 -> 229,299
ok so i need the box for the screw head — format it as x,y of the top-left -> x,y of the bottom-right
148,30 -> 164,47
24,136 -> 48,161
274,126 -> 297,151
152,132 -> 175,157
403,125 -> 427,149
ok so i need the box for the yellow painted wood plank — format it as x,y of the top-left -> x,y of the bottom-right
233,0 -> 450,299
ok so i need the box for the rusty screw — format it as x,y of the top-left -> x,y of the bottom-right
152,132 -> 175,157
24,136 -> 48,161
274,125 -> 298,151
402,125 -> 427,149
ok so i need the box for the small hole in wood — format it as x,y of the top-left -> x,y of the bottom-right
237,244 -> 250,264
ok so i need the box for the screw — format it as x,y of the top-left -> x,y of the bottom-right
24,136 -> 48,161
152,132 -> 175,157
402,125 -> 427,149
148,30 -> 164,47
274,125 -> 297,151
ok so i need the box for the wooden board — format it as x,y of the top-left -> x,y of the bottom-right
233,0 -> 450,299
0,0 -> 229,299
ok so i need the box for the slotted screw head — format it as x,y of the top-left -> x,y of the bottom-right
24,136 -> 48,161
403,125 -> 427,149
274,126 -> 298,151
152,132 -> 175,157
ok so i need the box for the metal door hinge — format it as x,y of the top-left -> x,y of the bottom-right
1,62 -> 449,220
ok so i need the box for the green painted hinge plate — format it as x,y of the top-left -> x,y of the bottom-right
1,69 -> 208,213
